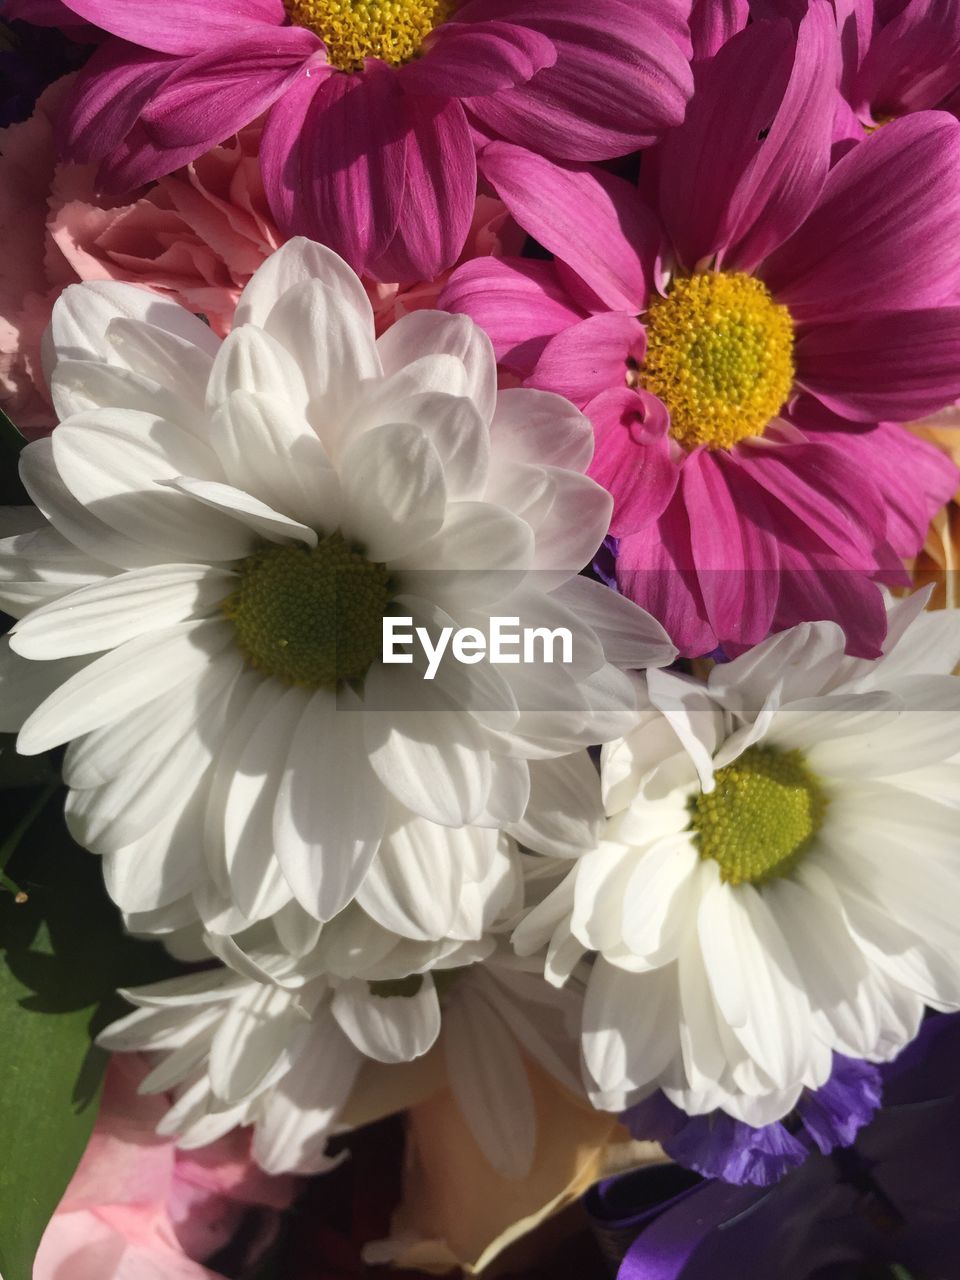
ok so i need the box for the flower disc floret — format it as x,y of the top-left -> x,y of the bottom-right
284,0 -> 456,70
641,273 -> 795,451
223,533 -> 391,689
689,745 -> 826,885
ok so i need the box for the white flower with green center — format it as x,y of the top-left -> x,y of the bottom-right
99,918 -> 584,1177
513,594 -> 960,1127
0,238 -> 674,930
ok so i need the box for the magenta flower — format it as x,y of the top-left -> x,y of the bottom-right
45,0 -> 693,282
443,2 -> 960,657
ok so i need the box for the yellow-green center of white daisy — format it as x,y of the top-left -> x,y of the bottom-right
223,534 -> 391,689
284,0 -> 457,70
641,272 -> 795,450
689,745 -> 826,885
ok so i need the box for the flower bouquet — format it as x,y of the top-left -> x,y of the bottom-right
1,2 -> 959,1278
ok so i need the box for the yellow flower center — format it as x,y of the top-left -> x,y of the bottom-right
284,0 -> 457,70
223,533 -> 392,689
640,272 -> 795,451
689,745 -> 826,886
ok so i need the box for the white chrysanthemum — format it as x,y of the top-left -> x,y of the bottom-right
99,929 -> 584,1178
0,238 -> 674,927
515,594 -> 960,1126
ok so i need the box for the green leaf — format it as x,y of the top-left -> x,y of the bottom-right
0,790 -> 182,1280
0,404 -> 28,506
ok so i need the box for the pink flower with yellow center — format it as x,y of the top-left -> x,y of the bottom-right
36,0 -> 694,282
443,1 -> 960,657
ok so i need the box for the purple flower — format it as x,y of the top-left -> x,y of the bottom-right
623,1054 -> 883,1188
589,1014 -> 960,1280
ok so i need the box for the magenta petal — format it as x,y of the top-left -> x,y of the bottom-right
364,97 -> 476,282
298,64 -> 408,274
616,489 -> 718,660
141,28 -> 324,149
796,308 -> 960,422
773,540 -> 888,659
721,0 -> 839,273
260,67 -> 321,236
59,0 -> 285,54
399,20 -> 556,97
585,387 -> 678,535
439,257 -> 588,376
733,435 -> 887,566
96,121 -> 212,191
479,142 -> 658,312
683,451 -> 779,646
57,41 -> 178,163
839,423 -> 959,558
689,0 -> 750,60
527,313 -> 646,407
461,0 -> 693,159
763,112 -> 960,324
854,0 -> 960,115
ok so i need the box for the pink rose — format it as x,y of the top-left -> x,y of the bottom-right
0,77 -> 520,437
33,1055 -> 298,1280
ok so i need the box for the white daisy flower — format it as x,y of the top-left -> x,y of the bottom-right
0,238 -> 674,927
99,929 -> 583,1178
514,594 -> 960,1126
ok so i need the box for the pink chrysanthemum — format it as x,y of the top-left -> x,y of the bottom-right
443,2 -> 960,657
37,0 -> 693,282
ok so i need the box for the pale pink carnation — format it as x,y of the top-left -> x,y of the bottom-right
33,1054 -> 298,1280
0,76 -> 520,436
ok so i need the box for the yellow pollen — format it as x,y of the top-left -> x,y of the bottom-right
689,745 -> 827,886
284,0 -> 457,70
640,272 -> 795,451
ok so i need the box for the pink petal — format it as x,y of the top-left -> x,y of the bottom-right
59,0 -> 285,54
399,20 -> 556,97
853,0 -> 960,115
796,308 -> 960,422
96,123 -> 213,192
656,10 -> 834,273
763,112 -> 960,324
721,0 -> 840,273
773,539 -> 888,659
438,256 -> 588,376
57,41 -> 179,164
260,66 -> 321,236
683,450 -> 780,646
733,433 -> 887,566
142,29 -> 324,149
478,142 -> 658,312
298,64 -> 408,274
364,97 -> 475,282
461,0 -> 693,160
615,488 -> 719,660
585,387 -> 678,535
689,0 -> 749,60
527,312 -> 646,406
839,422 -> 959,558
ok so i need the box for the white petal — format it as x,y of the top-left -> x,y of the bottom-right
205,324 -> 310,417
622,837 -> 699,959
508,752 -> 603,858
209,983 -> 309,1105
708,619 -> 848,719
443,988 -> 536,1178
488,387 -> 593,471
647,668 -> 724,793
10,564 -> 234,658
273,687 -> 385,921
582,957 -> 679,1096
208,389 -> 337,530
51,359 -> 199,430
166,476 -> 317,547
377,310 -> 495,425
356,810 -> 467,941
552,576 -> 676,671
402,391 -> 489,498
234,236 -> 374,331
18,619 -> 232,755
330,976 -> 441,1063
105,317 -> 214,417
0,637 -> 89,731
339,422 -> 446,561
393,500 -> 534,605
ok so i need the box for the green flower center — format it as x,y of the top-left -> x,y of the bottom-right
689,745 -> 827,885
223,533 -> 391,690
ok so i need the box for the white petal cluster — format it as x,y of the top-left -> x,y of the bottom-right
517,595 -> 960,1126
0,238 -> 673,936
